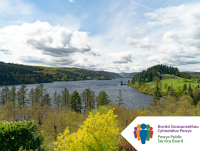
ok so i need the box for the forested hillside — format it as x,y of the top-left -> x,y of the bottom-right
131,64 -> 185,83
0,62 -> 116,85
119,72 -> 138,78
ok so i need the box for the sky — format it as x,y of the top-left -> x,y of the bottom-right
0,0 -> 200,73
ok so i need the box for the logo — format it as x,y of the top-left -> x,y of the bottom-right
134,123 -> 153,144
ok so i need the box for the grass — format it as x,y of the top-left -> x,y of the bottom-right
149,78 -> 200,91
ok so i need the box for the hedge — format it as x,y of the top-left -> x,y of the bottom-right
0,121 -> 45,151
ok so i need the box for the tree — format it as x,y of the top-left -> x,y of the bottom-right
53,91 -> 61,107
34,86 -> 41,104
38,84 -> 47,106
70,90 -> 82,113
151,78 -> 162,106
145,78 -> 149,83
17,85 -> 28,107
96,91 -> 111,107
182,83 -> 187,92
9,86 -> 16,104
163,83 -> 168,89
81,88 -> 95,111
168,84 -> 175,96
116,90 -> 125,107
188,83 -> 193,98
28,88 -> 35,107
43,93 -> 51,106
2,86 -> 10,103
61,88 -> 70,107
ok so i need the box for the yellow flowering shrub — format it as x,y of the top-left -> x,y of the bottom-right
53,109 -> 119,151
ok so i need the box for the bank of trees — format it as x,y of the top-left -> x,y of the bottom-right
131,64 -> 180,83
0,61 -> 115,85
0,84 -> 114,114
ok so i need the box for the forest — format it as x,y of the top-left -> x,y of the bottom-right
0,61 -> 117,85
131,64 -> 191,83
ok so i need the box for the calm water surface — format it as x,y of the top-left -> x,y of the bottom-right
0,78 -> 152,108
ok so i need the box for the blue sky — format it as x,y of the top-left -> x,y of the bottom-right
1,0 -> 200,72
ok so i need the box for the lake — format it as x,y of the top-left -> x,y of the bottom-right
0,78 -> 152,108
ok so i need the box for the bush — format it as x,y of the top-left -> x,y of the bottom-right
54,109 -> 119,151
0,121 -> 45,151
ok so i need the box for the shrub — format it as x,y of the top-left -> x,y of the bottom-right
0,121 -> 45,151
54,109 -> 119,151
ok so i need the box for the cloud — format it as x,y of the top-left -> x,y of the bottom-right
107,52 -> 134,64
0,49 -> 11,54
126,37 -> 155,49
134,27 -> 146,34
0,21 -> 97,66
145,3 -> 200,27
69,0 -> 75,2
0,0 -> 33,16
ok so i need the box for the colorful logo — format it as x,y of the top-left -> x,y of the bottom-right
134,123 -> 153,144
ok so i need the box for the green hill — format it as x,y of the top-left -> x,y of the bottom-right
0,62 -> 116,85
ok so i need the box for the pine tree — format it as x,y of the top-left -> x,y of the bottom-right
17,85 -> 28,107
28,88 -> 35,107
61,87 -> 70,107
96,91 -> 111,107
188,83 -> 193,98
116,90 -> 125,107
151,78 -> 162,106
70,90 -> 82,113
38,84 -> 47,106
43,94 -> 51,106
34,86 -> 41,104
182,83 -> 187,92
9,86 -> 16,103
81,88 -> 95,111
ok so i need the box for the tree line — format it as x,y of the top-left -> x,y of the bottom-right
151,77 -> 200,106
0,84 -> 124,114
0,61 -> 116,85
131,64 -> 181,83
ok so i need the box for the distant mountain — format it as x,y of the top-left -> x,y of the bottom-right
108,72 -> 124,78
118,72 -> 139,78
108,72 -> 138,78
184,71 -> 200,76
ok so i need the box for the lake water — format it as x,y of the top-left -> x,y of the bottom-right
0,78 -> 152,108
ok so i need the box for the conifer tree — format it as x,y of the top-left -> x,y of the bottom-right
17,85 -> 28,107
151,77 -> 162,106
188,83 -> 193,98
116,90 -> 125,107
34,86 -> 41,104
182,83 -> 187,92
81,88 -> 95,111
9,86 -> 16,103
43,93 -> 51,106
28,88 -> 35,107
61,87 -> 70,107
38,84 -> 47,106
70,90 -> 82,113
96,91 -> 111,107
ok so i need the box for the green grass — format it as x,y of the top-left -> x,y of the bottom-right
149,78 -> 200,91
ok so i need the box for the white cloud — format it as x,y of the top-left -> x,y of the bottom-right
145,3 -> 200,27
134,27 -> 146,34
107,52 -> 134,64
126,37 -> 155,49
69,0 -> 75,2
0,21 -> 96,66
0,0 -> 34,15
141,3 -> 200,71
